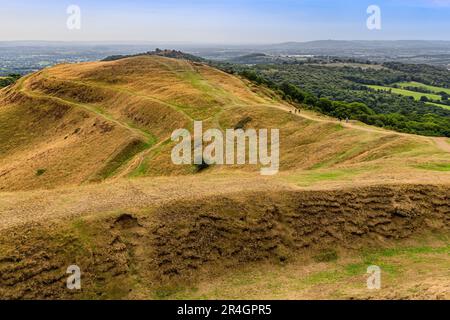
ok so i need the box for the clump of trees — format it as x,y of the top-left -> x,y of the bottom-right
383,62 -> 450,89
237,69 -> 450,137
0,74 -> 21,88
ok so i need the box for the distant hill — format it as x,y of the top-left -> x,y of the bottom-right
229,53 -> 270,64
268,40 -> 450,51
227,53 -> 305,65
259,40 -> 450,66
102,48 -> 204,62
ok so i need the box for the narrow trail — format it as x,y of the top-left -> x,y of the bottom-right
19,80 -> 155,144
269,103 -> 450,153
434,138 -> 450,153
16,74 -> 450,154
42,73 -> 195,122
22,90 -> 154,143
117,136 -> 173,178
18,83 -> 169,178
17,74 -> 220,179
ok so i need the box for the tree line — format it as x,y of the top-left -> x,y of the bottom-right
237,69 -> 450,137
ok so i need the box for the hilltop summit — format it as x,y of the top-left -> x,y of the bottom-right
102,48 -> 203,62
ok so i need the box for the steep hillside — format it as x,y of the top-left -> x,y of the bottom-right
0,56 -> 449,300
0,55 -> 448,191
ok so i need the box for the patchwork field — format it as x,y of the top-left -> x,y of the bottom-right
395,81 -> 450,95
368,82 -> 450,110
368,85 -> 442,101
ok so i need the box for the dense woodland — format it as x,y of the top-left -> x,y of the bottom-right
0,74 -> 21,88
211,60 -> 450,137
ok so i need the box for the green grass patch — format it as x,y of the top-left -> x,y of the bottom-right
395,81 -> 450,95
414,163 -> 450,172
126,121 -> 157,145
302,270 -> 344,285
71,218 -> 95,248
159,240 -> 450,300
129,138 -> 173,178
313,249 -> 339,263
368,85 -> 442,101
130,157 -> 150,178
344,263 -> 367,276
360,244 -> 450,264
153,286 -> 187,300
311,143 -> 372,169
94,139 -> 151,180
287,168 -> 368,187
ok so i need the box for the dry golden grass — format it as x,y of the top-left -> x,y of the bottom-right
0,180 -> 448,299
167,235 -> 450,300
0,55 -> 448,191
0,56 -> 449,299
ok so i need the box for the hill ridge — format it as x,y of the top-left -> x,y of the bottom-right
0,55 -> 449,191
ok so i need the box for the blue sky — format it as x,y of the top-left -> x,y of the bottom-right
0,0 -> 449,43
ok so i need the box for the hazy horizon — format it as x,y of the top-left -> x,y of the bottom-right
1,0 -> 449,43
1,39 -> 450,46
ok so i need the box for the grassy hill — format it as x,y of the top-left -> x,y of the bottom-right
0,55 -> 449,299
0,55 -> 449,191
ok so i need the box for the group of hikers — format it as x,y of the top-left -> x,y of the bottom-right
289,107 -> 350,123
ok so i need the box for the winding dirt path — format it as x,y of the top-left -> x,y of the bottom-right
434,137 -> 450,153
270,103 -> 450,153
19,82 -> 154,144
